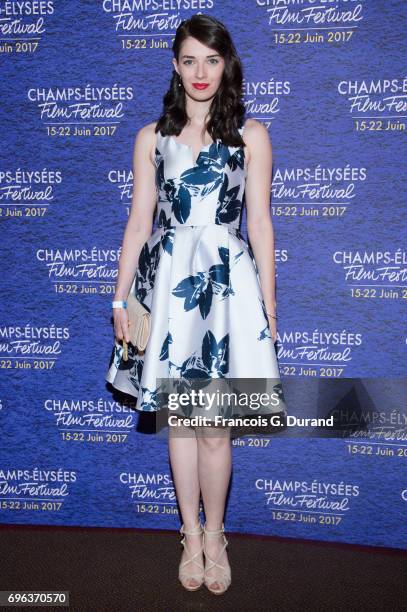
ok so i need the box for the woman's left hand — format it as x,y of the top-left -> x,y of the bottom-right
267,315 -> 277,343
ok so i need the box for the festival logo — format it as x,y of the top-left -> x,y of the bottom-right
119,471 -> 180,516
255,476 -> 360,524
0,1 -> 55,55
0,467 -> 77,513
44,397 -> 137,443
337,78 -> 407,132
108,168 -> 133,216
36,247 -> 120,294
271,164 -> 367,219
259,0 -> 365,45
101,2 -> 217,46
0,167 -> 62,218
333,249 -> 407,300
0,324 -> 70,368
277,328 -> 362,377
344,408 -> 407,451
27,85 -> 134,136
243,78 -> 292,129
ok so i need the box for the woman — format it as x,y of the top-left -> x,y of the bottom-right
105,14 -> 286,595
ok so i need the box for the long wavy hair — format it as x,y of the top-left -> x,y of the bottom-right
155,14 -> 246,148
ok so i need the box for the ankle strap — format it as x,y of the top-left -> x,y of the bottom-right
203,522 -> 225,535
180,522 -> 203,536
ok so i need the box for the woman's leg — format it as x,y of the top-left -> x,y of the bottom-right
196,426 -> 232,591
168,420 -> 203,588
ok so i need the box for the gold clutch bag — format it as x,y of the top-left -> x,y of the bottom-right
122,292 -> 151,361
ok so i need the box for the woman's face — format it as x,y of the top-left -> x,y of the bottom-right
173,36 -> 225,100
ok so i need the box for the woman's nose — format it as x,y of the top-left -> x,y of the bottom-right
195,63 -> 207,79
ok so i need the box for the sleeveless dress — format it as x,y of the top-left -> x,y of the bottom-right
105,123 -> 287,436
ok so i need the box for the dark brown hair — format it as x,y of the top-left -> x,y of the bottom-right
155,14 -> 246,147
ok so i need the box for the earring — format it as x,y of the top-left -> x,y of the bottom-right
178,75 -> 182,88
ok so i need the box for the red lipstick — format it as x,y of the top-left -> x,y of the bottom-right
192,83 -> 209,90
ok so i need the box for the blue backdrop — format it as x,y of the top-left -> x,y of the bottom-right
1,1 -> 406,550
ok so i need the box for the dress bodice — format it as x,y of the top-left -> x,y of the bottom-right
154,125 -> 247,230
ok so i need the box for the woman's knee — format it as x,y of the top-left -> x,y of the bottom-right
195,426 -> 231,448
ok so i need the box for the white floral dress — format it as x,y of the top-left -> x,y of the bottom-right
105,123 -> 287,432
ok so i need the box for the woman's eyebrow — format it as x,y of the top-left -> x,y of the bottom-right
180,54 -> 221,59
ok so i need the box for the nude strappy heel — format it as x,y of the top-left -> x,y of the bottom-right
178,522 -> 204,591
203,522 -> 231,595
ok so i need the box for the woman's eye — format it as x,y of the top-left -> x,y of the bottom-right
182,59 -> 219,65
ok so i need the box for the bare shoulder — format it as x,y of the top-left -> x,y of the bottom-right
242,118 -> 271,165
243,118 -> 270,144
134,121 -> 159,165
134,120 -> 157,142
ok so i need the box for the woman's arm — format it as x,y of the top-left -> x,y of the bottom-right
113,123 -> 157,342
244,119 -> 277,338
114,123 -> 157,301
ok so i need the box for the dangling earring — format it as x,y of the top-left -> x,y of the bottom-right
178,74 -> 183,88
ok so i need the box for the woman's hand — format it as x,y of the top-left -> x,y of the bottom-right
113,307 -> 130,344
267,314 -> 277,343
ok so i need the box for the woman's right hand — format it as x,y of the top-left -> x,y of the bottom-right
113,307 -> 130,344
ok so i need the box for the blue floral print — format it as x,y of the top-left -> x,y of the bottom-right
105,124 -> 286,420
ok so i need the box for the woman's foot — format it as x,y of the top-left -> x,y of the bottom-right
178,522 -> 204,591
203,522 -> 231,594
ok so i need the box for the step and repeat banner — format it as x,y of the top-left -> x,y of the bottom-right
1,2 -> 406,550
